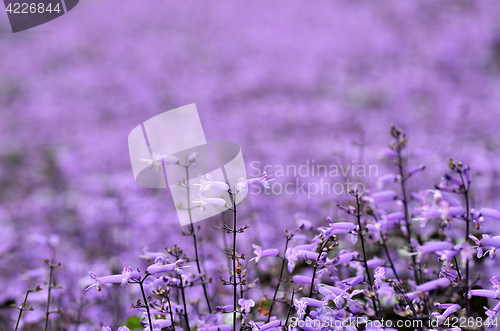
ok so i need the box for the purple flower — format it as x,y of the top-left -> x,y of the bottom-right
431,303 -> 461,324
292,275 -> 319,285
459,242 -> 475,268
298,250 -> 319,260
377,173 -> 399,188
381,211 -> 404,225
481,236 -> 500,249
433,190 -> 462,206
491,276 -> 500,298
411,239 -> 454,263
436,175 -> 459,192
439,267 -> 458,284
147,258 -> 185,275
87,266 -> 140,291
412,191 -> 425,202
470,289 -> 498,299
417,278 -> 450,292
293,243 -> 317,251
365,190 -> 397,204
294,213 -> 313,230
318,284 -> 348,297
246,171 -> 275,189
142,313 -> 172,331
366,223 -> 381,242
285,247 -> 301,273
215,304 -> 234,313
412,203 -> 441,227
343,275 -> 365,287
480,208 -> 500,221
408,164 -> 426,177
319,218 -> 356,236
247,278 -> 259,289
200,326 -> 232,331
367,257 -> 385,269
469,234 -> 484,258
300,297 -> 322,307
139,246 -> 167,262
120,266 -> 135,288
337,202 -> 357,214
485,302 -> 500,326
250,244 -> 279,264
437,249 -> 458,268
438,200 -> 464,221
378,283 -> 395,305
472,234 -> 497,258
258,320 -> 281,331
330,251 -> 358,267
350,229 -> 359,244
294,298 -> 308,319
374,266 -> 385,289
238,298 -> 255,317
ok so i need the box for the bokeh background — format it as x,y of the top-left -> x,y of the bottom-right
2,0 -> 500,329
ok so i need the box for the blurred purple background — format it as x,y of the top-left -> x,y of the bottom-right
2,0 -> 500,328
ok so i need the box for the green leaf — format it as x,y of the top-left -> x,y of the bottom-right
125,316 -> 142,329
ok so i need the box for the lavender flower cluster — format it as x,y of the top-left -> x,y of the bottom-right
9,125 -> 500,331
3,2 -> 500,331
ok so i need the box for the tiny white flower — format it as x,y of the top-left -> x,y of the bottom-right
192,191 -> 227,212
140,152 -> 178,170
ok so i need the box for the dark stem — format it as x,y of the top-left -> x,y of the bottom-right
461,172 -> 471,316
396,148 -> 422,285
14,283 -> 31,331
305,240 -> 331,318
267,237 -> 291,322
139,276 -> 154,331
231,193 -> 238,331
44,262 -> 54,331
284,288 -> 296,327
165,290 -> 176,329
179,279 -> 191,331
74,293 -> 85,330
396,146 -> 432,319
355,196 -> 381,318
308,267 -> 318,300
453,256 -> 463,280
221,219 -> 232,272
381,234 -> 420,325
185,164 -> 212,313
381,235 -> 400,283
238,272 -> 244,300
239,273 -> 245,326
